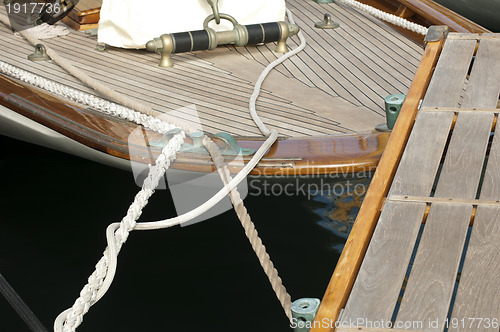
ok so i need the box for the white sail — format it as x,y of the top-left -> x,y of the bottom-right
98,0 -> 286,49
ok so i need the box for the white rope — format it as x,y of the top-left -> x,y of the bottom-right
203,137 -> 293,320
250,8 -> 307,136
335,0 -> 428,35
0,7 -> 306,329
54,135 -> 185,332
0,61 -> 181,136
14,23 -> 70,39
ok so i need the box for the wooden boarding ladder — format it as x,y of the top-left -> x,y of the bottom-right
311,31 -> 500,332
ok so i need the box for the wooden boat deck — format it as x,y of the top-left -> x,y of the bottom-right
0,0 -> 423,137
313,32 -> 500,331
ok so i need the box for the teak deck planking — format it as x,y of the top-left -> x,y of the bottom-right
327,33 -> 500,332
0,0 -> 425,137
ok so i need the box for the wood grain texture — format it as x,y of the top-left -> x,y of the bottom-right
0,73 -> 390,175
389,111 -> 454,197
433,112 -> 494,199
311,39 -> 444,332
422,39 -> 476,108
461,38 -> 500,109
396,203 -> 472,332
448,206 -> 500,332
480,121 -> 500,201
449,77 -> 500,330
225,0 -> 423,115
340,201 -> 427,324
1,0 -> 422,136
73,0 -> 102,12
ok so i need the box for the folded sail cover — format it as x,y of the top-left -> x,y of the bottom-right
98,0 -> 287,49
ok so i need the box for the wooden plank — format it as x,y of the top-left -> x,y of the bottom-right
389,111 -> 454,196
395,203 -> 472,332
395,36 -> 497,330
448,205 -> 500,332
287,0 -> 422,113
422,39 -> 476,108
310,39 -> 444,332
294,0 -> 415,92
461,39 -> 500,109
480,123 -> 500,201
61,16 -> 98,31
448,115 -> 500,331
339,201 -> 427,324
389,195 -> 500,206
448,33 -> 500,40
420,107 -> 499,113
73,0 -> 102,12
434,112 -> 494,199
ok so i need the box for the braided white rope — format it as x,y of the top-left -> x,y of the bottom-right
54,135 -> 184,331
14,23 -> 70,39
336,0 -> 428,35
0,61 -> 180,135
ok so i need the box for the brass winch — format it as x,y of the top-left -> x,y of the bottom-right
146,10 -> 300,68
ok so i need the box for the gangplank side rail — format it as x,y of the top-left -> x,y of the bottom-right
310,29 -> 447,332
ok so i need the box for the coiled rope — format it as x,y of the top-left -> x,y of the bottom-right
336,0 -> 428,35
0,7 -> 306,331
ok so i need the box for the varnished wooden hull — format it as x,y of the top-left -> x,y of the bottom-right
0,73 -> 388,176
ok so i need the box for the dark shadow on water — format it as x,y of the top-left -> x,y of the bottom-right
0,135 -> 356,332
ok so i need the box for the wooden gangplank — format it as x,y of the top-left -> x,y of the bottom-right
312,32 -> 500,332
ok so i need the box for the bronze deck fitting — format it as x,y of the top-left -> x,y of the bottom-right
146,15 -> 300,68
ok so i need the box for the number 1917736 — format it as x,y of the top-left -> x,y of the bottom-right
5,2 -> 61,15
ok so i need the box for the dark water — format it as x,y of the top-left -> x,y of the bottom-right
0,135 -> 366,331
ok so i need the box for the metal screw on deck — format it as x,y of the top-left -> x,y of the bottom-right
376,93 -> 406,131
291,298 -> 321,332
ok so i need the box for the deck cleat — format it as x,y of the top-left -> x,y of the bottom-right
315,14 -> 340,29
180,131 -> 209,154
214,132 -> 255,156
28,44 -> 50,62
148,128 -> 182,147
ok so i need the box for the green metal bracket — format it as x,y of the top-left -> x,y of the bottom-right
384,94 -> 405,130
214,132 -> 255,156
149,128 -> 183,148
180,131 -> 208,154
376,93 -> 406,132
149,130 -> 255,156
291,298 -> 321,332
313,0 -> 335,3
